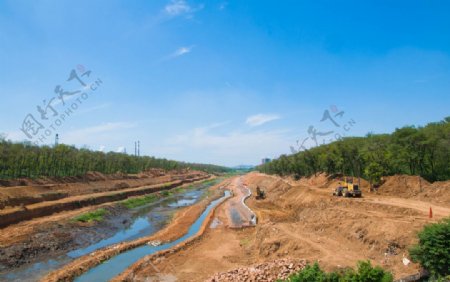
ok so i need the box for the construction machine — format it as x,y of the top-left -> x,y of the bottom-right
256,186 -> 266,200
333,177 -> 362,197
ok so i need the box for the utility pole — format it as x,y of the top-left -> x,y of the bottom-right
134,141 -> 137,156
137,141 -> 140,157
55,134 -> 59,146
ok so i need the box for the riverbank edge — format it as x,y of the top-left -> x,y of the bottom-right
41,176 -> 233,282
112,182 -> 234,281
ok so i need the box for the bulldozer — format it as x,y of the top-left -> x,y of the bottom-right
255,186 -> 266,200
333,177 -> 362,198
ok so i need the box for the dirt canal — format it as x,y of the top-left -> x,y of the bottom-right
0,179 -> 222,282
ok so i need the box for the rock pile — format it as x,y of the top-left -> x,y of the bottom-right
206,258 -> 307,282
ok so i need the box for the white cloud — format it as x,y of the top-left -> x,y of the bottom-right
169,122 -> 290,166
161,45 -> 195,61
164,0 -> 203,17
98,145 -> 106,152
116,146 -> 126,153
172,46 -> 193,57
245,114 -> 281,127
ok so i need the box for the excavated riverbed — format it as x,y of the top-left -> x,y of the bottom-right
0,179 -> 221,282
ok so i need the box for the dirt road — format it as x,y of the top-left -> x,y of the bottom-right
224,177 -> 256,228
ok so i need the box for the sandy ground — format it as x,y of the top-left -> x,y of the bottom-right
129,172 -> 450,281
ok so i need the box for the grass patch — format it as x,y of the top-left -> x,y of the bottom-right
122,194 -> 159,209
160,190 -> 173,197
73,208 -> 108,223
174,187 -> 185,193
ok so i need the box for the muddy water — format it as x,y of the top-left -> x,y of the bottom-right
75,190 -> 231,282
0,180 -> 220,282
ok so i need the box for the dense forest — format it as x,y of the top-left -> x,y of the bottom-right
0,139 -> 230,179
258,117 -> 450,184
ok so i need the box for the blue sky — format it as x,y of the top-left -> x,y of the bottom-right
0,0 -> 449,167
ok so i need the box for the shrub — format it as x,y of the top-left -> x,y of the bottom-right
284,261 -> 392,282
409,217 -> 450,278
285,262 -> 335,282
342,261 -> 393,282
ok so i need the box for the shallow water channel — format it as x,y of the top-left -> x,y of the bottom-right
75,190 -> 231,282
1,179 -> 222,282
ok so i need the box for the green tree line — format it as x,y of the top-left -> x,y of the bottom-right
258,117 -> 450,183
0,140 -> 230,179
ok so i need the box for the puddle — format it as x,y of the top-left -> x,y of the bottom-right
230,208 -> 243,226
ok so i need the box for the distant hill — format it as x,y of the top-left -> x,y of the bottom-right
232,165 -> 255,170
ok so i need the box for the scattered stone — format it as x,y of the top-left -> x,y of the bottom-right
206,258 -> 307,282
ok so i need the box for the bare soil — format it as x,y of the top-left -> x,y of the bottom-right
129,172 -> 450,281
0,170 -> 211,277
0,171 -> 209,228
41,177 -> 232,282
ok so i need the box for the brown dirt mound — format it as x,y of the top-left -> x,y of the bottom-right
0,169 -> 201,188
375,175 -> 450,205
292,173 -> 370,191
421,180 -> 450,205
378,175 -> 430,197
296,173 -> 333,187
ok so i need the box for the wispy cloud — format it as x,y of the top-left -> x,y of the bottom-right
163,0 -> 203,18
74,103 -> 111,115
245,114 -> 281,127
70,122 -> 135,135
169,122 -> 290,166
162,45 -> 195,61
64,122 -> 136,145
173,46 -> 194,57
165,0 -> 191,16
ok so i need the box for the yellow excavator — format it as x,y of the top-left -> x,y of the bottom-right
256,186 -> 266,200
333,177 -> 362,197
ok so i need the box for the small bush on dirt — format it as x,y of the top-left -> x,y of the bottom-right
284,261 -> 393,282
73,208 -> 108,223
122,194 -> 158,208
343,261 -> 393,282
409,217 -> 450,279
